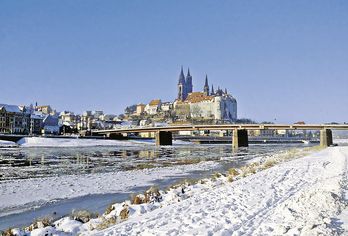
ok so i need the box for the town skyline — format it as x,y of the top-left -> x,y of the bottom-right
1,1 -> 348,123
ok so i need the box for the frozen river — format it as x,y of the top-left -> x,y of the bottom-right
0,139 -> 311,230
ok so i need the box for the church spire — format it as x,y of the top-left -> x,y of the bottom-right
204,74 -> 210,96
204,75 -> 209,87
178,66 -> 185,84
211,84 -> 215,95
177,66 -> 186,100
185,67 -> 193,94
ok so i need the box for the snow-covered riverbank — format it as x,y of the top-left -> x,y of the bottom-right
90,146 -> 348,236
4,144 -> 348,235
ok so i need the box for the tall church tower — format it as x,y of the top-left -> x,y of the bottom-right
185,68 -> 193,95
204,74 -> 210,96
178,66 -> 186,101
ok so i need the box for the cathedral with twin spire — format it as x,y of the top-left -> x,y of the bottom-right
174,67 -> 237,121
177,66 -> 231,101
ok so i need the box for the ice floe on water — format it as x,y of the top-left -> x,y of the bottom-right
0,160 -> 218,218
13,137 -> 192,147
16,137 -> 149,147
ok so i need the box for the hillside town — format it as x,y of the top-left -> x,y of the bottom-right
0,67 -> 236,134
0,67 -> 321,138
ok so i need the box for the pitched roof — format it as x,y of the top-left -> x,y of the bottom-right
149,99 -> 161,106
0,104 -> 22,113
185,92 -> 213,103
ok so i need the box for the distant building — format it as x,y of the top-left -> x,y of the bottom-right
80,111 -> 93,130
30,112 -> 44,135
43,114 -> 60,134
59,111 -> 76,128
174,68 -> 237,121
93,111 -> 104,119
0,104 -> 30,134
100,114 -> 117,121
145,99 -> 162,115
35,105 -> 54,115
136,104 -> 146,115
161,102 -> 173,112
249,129 -> 276,137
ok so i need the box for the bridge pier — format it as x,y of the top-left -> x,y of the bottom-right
155,131 -> 173,146
320,129 -> 333,147
232,129 -> 249,148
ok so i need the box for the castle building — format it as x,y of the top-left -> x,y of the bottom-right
174,67 -> 237,121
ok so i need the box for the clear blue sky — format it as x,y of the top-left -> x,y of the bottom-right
1,0 -> 347,123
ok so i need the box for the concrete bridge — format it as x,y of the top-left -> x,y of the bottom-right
92,124 -> 348,148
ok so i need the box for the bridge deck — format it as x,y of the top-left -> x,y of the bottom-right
93,124 -> 348,134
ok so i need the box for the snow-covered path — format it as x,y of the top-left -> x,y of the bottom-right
94,147 -> 348,236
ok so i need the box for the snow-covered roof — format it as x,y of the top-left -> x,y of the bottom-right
31,113 -> 44,119
60,111 -> 74,116
43,114 -> 59,126
0,104 -> 22,113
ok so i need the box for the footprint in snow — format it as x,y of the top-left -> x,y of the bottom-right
323,161 -> 331,168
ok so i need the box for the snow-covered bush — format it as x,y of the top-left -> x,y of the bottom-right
71,209 -> 97,223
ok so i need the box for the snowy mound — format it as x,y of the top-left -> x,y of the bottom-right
17,137 -> 142,147
0,140 -> 17,147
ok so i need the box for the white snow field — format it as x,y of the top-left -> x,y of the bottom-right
91,146 -> 348,236
6,145 -> 348,236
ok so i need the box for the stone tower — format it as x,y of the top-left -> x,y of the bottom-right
204,74 -> 210,96
178,66 -> 186,101
185,68 -> 193,95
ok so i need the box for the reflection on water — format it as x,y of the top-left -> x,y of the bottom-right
0,143 -> 309,181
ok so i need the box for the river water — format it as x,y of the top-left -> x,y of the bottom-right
0,141 -> 311,230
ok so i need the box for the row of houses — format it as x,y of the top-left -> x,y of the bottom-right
132,100 -> 173,116
61,110 -> 122,131
0,103 -> 126,135
0,104 -> 59,135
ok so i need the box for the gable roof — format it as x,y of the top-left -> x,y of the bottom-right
0,104 -> 22,113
